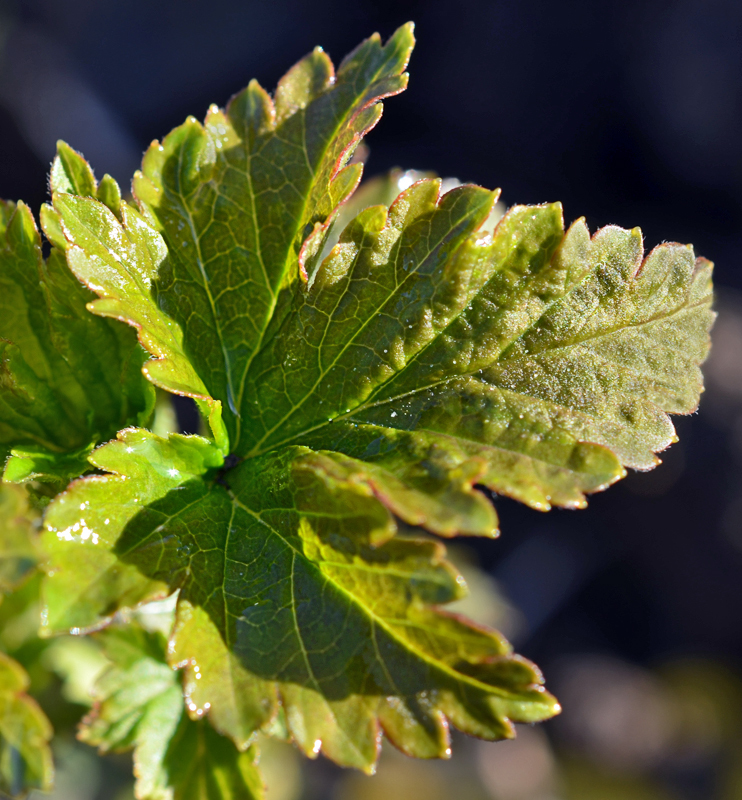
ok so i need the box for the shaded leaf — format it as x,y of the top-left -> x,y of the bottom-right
41,428 -> 223,634
44,433 -> 558,771
81,625 -> 263,800
0,652 -> 53,797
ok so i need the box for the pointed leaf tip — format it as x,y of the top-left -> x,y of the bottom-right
133,27 -> 418,451
51,140 -> 97,197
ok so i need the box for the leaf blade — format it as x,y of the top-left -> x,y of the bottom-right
43,432 -> 559,771
248,197 -> 712,519
41,428 -> 223,634
52,189 -> 228,452
0,196 -> 153,483
81,624 -> 264,800
132,25 -> 415,450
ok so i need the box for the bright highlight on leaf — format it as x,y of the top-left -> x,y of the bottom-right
0,186 -> 154,486
0,20 -> 713,800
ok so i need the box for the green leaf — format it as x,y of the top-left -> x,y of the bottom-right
41,428 -> 223,634
0,197 -> 154,483
51,24 -> 415,454
51,27 -> 414,451
235,191 -> 713,518
128,24 -> 414,450
80,625 -> 263,800
45,140 -> 226,451
50,19 -> 715,527
0,651 -> 53,797
51,188 -> 228,452
50,140 -> 97,198
0,484 -> 37,594
44,433 -> 558,771
42,25 -> 714,778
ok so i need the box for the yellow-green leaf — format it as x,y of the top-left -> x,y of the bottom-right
0,652 -> 53,797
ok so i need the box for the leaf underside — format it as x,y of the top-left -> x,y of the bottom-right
14,19 -> 712,790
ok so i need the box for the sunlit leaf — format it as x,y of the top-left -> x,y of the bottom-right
130,24 -> 414,452
40,21 -> 713,782
0,195 -> 153,484
41,427 -> 223,634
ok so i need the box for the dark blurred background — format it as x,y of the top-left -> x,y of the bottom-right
1,1 -> 742,798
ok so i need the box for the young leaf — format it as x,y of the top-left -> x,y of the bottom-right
0,198 -> 154,484
41,427 -> 223,633
0,652 -> 53,797
52,186 -> 228,453
80,625 -> 263,800
131,24 -> 413,450
236,191 -> 713,520
44,432 -> 558,771
53,167 -> 713,529
0,484 -> 37,594
41,22 -> 714,782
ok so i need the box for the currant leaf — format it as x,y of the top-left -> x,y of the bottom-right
0,197 -> 153,484
81,624 -> 263,800
38,22 -> 714,783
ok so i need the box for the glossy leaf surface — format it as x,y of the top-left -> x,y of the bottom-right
0,195 -> 153,484
46,433 -> 557,771
52,188 -> 228,452
38,22 -> 714,784
42,427 -> 223,633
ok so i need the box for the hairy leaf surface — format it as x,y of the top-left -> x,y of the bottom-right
81,625 -> 263,800
241,193 -> 713,517
40,23 -> 714,780
54,170 -> 713,525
